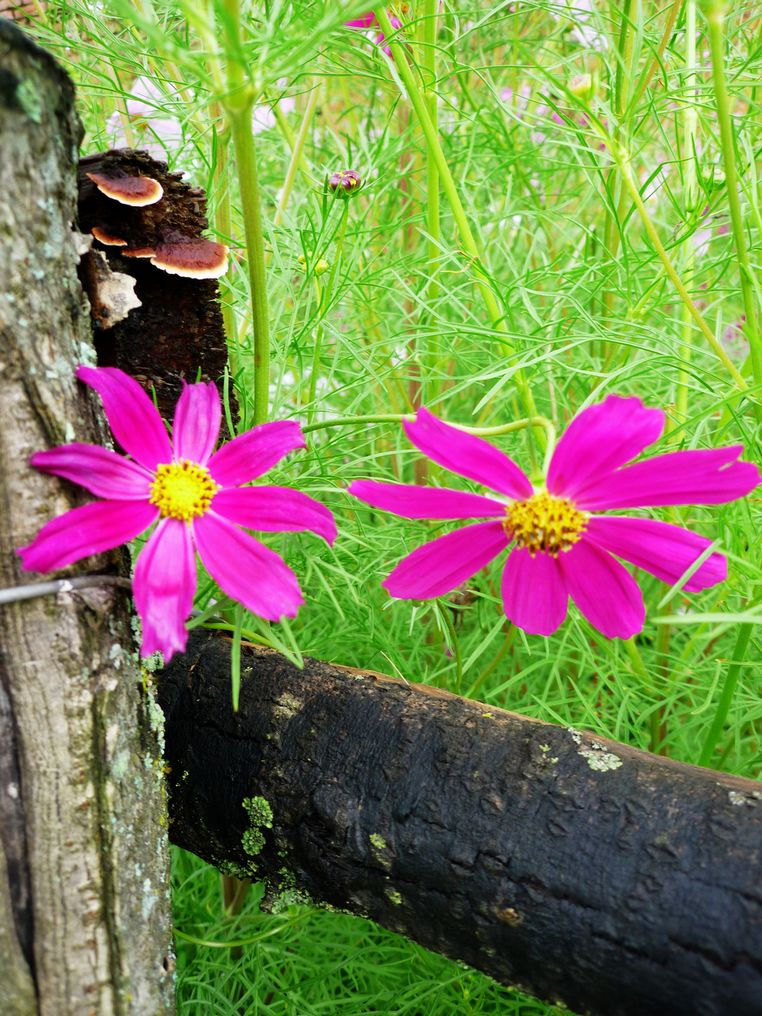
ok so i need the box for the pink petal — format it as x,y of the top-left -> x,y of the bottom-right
346,12 -> 375,27
500,548 -> 568,635
207,420 -> 306,487
573,446 -> 760,511
212,486 -> 337,544
558,538 -> 645,639
30,444 -> 153,499
193,512 -> 304,621
348,480 -> 507,519
76,366 -> 172,471
403,408 -> 532,499
383,521 -> 510,599
584,516 -> 726,592
18,499 -> 158,573
172,381 -> 221,465
133,518 -> 196,661
547,395 -> 664,499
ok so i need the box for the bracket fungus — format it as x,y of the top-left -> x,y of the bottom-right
150,236 -> 229,279
86,168 -> 164,206
77,148 -> 231,417
91,225 -> 128,247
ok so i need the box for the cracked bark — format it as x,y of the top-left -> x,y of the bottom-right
161,632 -> 762,1016
0,21 -> 174,1015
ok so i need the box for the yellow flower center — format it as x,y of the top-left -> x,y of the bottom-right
149,460 -> 220,522
504,491 -> 588,557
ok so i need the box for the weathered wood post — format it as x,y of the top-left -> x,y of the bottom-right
0,22 -> 174,1015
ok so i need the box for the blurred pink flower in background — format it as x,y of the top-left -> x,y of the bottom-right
722,315 -> 750,362
692,205 -> 730,258
345,10 -> 402,55
19,368 -> 335,661
350,397 -> 759,640
108,76 -> 295,161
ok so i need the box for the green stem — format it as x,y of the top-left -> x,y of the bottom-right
629,0 -> 682,111
307,276 -> 324,425
219,0 -> 270,425
373,7 -> 542,449
212,116 -> 239,376
623,637 -> 653,690
614,0 -> 637,122
441,606 -> 463,695
698,622 -> 753,767
302,412 -> 555,448
611,138 -> 749,393
420,0 -> 441,380
464,630 -> 514,700
306,202 -> 350,423
227,110 -> 271,425
600,0 -> 637,335
702,0 -> 762,399
677,0 -> 699,424
273,85 -> 320,231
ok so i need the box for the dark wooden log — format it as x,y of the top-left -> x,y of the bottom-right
159,631 -> 762,1016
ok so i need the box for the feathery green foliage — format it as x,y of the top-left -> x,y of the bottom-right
27,1 -> 761,1011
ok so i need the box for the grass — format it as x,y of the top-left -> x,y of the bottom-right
26,0 -> 762,1012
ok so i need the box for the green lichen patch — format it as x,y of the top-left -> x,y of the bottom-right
241,796 -> 273,856
386,888 -> 403,906
218,859 -> 255,880
369,833 -> 388,851
16,78 -> 43,123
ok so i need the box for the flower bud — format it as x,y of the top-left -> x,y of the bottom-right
328,168 -> 362,195
568,72 -> 595,100
297,253 -> 330,276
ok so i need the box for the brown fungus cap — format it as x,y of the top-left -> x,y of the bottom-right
86,170 -> 164,207
121,246 -> 156,259
150,238 -> 229,279
91,226 -> 128,247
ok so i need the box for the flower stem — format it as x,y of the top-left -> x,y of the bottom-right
610,138 -> 750,397
698,621 -> 753,768
702,0 -> 762,396
306,202 -> 350,424
302,412 -> 555,446
219,0 -> 270,425
420,0 -> 441,380
211,113 -> 239,376
440,605 -> 463,695
613,0 -> 637,122
272,85 -> 320,231
676,0 -> 699,424
373,7 -> 543,450
307,275 -> 325,425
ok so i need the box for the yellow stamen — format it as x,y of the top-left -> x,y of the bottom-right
505,491 -> 588,557
149,460 -> 219,522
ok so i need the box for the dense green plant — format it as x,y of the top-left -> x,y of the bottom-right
28,1 -> 761,1011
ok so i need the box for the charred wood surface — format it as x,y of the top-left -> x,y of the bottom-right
161,631 -> 762,1016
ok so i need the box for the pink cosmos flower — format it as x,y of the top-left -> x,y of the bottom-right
18,367 -> 336,661
345,10 -> 402,54
349,398 -> 759,639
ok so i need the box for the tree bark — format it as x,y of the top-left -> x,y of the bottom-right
0,22 -> 174,1015
161,631 -> 762,1016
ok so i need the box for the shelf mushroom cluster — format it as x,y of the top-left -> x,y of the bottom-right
85,166 -> 229,280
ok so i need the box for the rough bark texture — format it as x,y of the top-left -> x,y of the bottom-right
0,22 -> 174,1015
161,632 -> 762,1016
